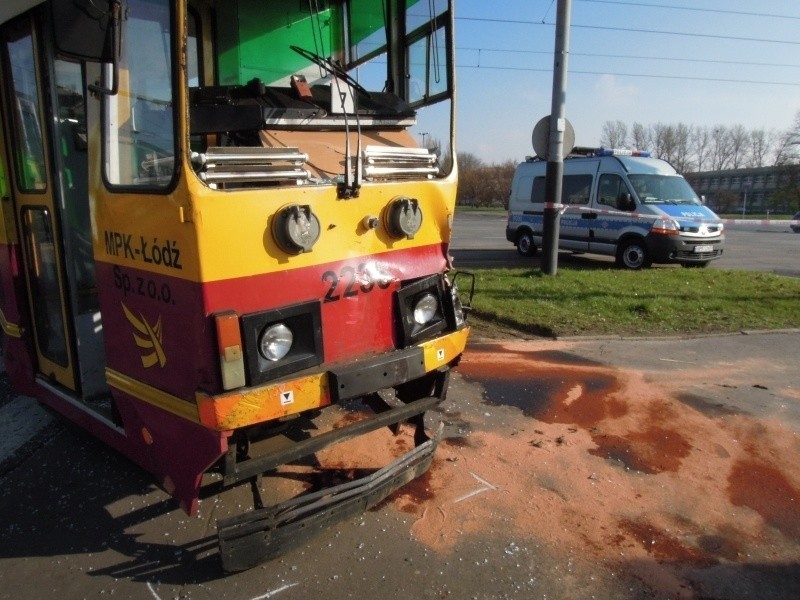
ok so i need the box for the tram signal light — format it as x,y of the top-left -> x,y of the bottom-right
215,311 -> 246,390
272,204 -> 321,254
384,197 -> 423,239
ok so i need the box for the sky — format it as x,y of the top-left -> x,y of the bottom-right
413,0 -> 800,165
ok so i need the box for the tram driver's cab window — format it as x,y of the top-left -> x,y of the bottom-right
104,0 -> 175,188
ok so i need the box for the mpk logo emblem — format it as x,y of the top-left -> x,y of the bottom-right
122,303 -> 167,368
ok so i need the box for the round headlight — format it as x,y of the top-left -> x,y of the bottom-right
413,293 -> 438,326
259,323 -> 293,361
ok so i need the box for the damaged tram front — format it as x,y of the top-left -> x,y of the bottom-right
0,0 -> 470,570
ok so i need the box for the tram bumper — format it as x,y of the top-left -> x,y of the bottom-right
218,421 -> 442,572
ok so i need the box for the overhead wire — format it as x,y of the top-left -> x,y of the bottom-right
458,63 -> 800,88
458,46 -> 800,70
454,6 -> 800,88
575,0 -> 800,21
456,17 -> 800,46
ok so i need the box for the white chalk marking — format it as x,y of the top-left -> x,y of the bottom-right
251,583 -> 299,600
146,582 -> 162,600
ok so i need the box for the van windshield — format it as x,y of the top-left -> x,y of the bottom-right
628,175 -> 701,205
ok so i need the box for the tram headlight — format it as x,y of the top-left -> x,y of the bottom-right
258,323 -> 293,361
396,275 -> 448,347
413,293 -> 439,325
241,300 -> 322,385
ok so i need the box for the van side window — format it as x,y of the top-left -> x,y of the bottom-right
531,175 -> 592,205
597,174 -> 634,211
515,175 -> 534,202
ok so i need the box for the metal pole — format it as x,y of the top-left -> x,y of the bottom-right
541,0 -> 572,275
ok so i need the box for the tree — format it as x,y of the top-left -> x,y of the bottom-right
600,120 -> 628,148
713,189 -> 739,213
631,122 -> 650,152
709,125 -> 733,171
748,128 -> 771,168
773,111 -> 800,166
728,124 -> 749,169
691,126 -> 711,171
671,123 -> 693,172
650,123 -> 674,162
457,152 -> 484,172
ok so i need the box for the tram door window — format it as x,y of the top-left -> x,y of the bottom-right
104,0 -> 175,188
6,25 -> 47,192
2,17 -> 76,389
53,58 -> 108,400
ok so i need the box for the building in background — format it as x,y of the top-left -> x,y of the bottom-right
684,165 -> 800,215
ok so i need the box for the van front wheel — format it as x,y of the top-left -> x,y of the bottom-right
516,231 -> 537,257
617,240 -> 651,269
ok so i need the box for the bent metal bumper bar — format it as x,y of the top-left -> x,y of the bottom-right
218,421 -> 443,572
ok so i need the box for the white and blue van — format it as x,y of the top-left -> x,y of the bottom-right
506,148 -> 725,268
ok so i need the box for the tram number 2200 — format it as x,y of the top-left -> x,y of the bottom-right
321,264 -> 392,303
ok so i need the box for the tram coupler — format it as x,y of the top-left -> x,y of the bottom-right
218,419 -> 443,572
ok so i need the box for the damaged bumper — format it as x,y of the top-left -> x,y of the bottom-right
218,422 -> 442,572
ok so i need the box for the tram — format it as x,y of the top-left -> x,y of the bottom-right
0,0 -> 471,570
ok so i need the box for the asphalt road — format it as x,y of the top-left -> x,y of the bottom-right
2,332 -> 800,599
450,212 -> 800,277
1,211 -> 799,599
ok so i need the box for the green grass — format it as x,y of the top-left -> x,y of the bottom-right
718,213 -> 792,220
468,267 -> 800,338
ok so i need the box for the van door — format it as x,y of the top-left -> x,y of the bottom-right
558,163 -> 598,252
589,172 -> 636,256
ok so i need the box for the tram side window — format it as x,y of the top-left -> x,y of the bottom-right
104,0 -> 175,188
5,24 -> 47,192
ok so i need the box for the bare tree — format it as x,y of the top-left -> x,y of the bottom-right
600,120 -> 628,148
454,152 -> 485,206
775,111 -> 800,165
631,122 -> 650,152
709,125 -> 733,171
691,126 -> 711,172
672,123 -> 693,172
748,129 -> 771,167
597,118 -> 794,174
728,124 -> 750,169
650,123 -> 671,160
457,152 -> 485,171
772,114 -> 800,166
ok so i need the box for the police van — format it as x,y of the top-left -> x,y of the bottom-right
506,148 -> 725,268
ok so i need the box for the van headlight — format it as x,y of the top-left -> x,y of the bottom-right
259,323 -> 293,361
413,293 -> 439,325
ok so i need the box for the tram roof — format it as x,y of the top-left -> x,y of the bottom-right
1,0 -> 44,25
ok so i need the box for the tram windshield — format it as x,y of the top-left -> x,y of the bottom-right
197,0 -> 450,113
187,0 -> 453,187
82,0 -> 454,190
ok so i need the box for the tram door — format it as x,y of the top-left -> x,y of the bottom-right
1,14 -> 105,398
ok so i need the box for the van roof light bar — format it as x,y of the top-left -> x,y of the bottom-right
567,147 -> 652,158
594,147 -> 651,158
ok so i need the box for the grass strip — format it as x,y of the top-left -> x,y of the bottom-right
468,268 -> 800,338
